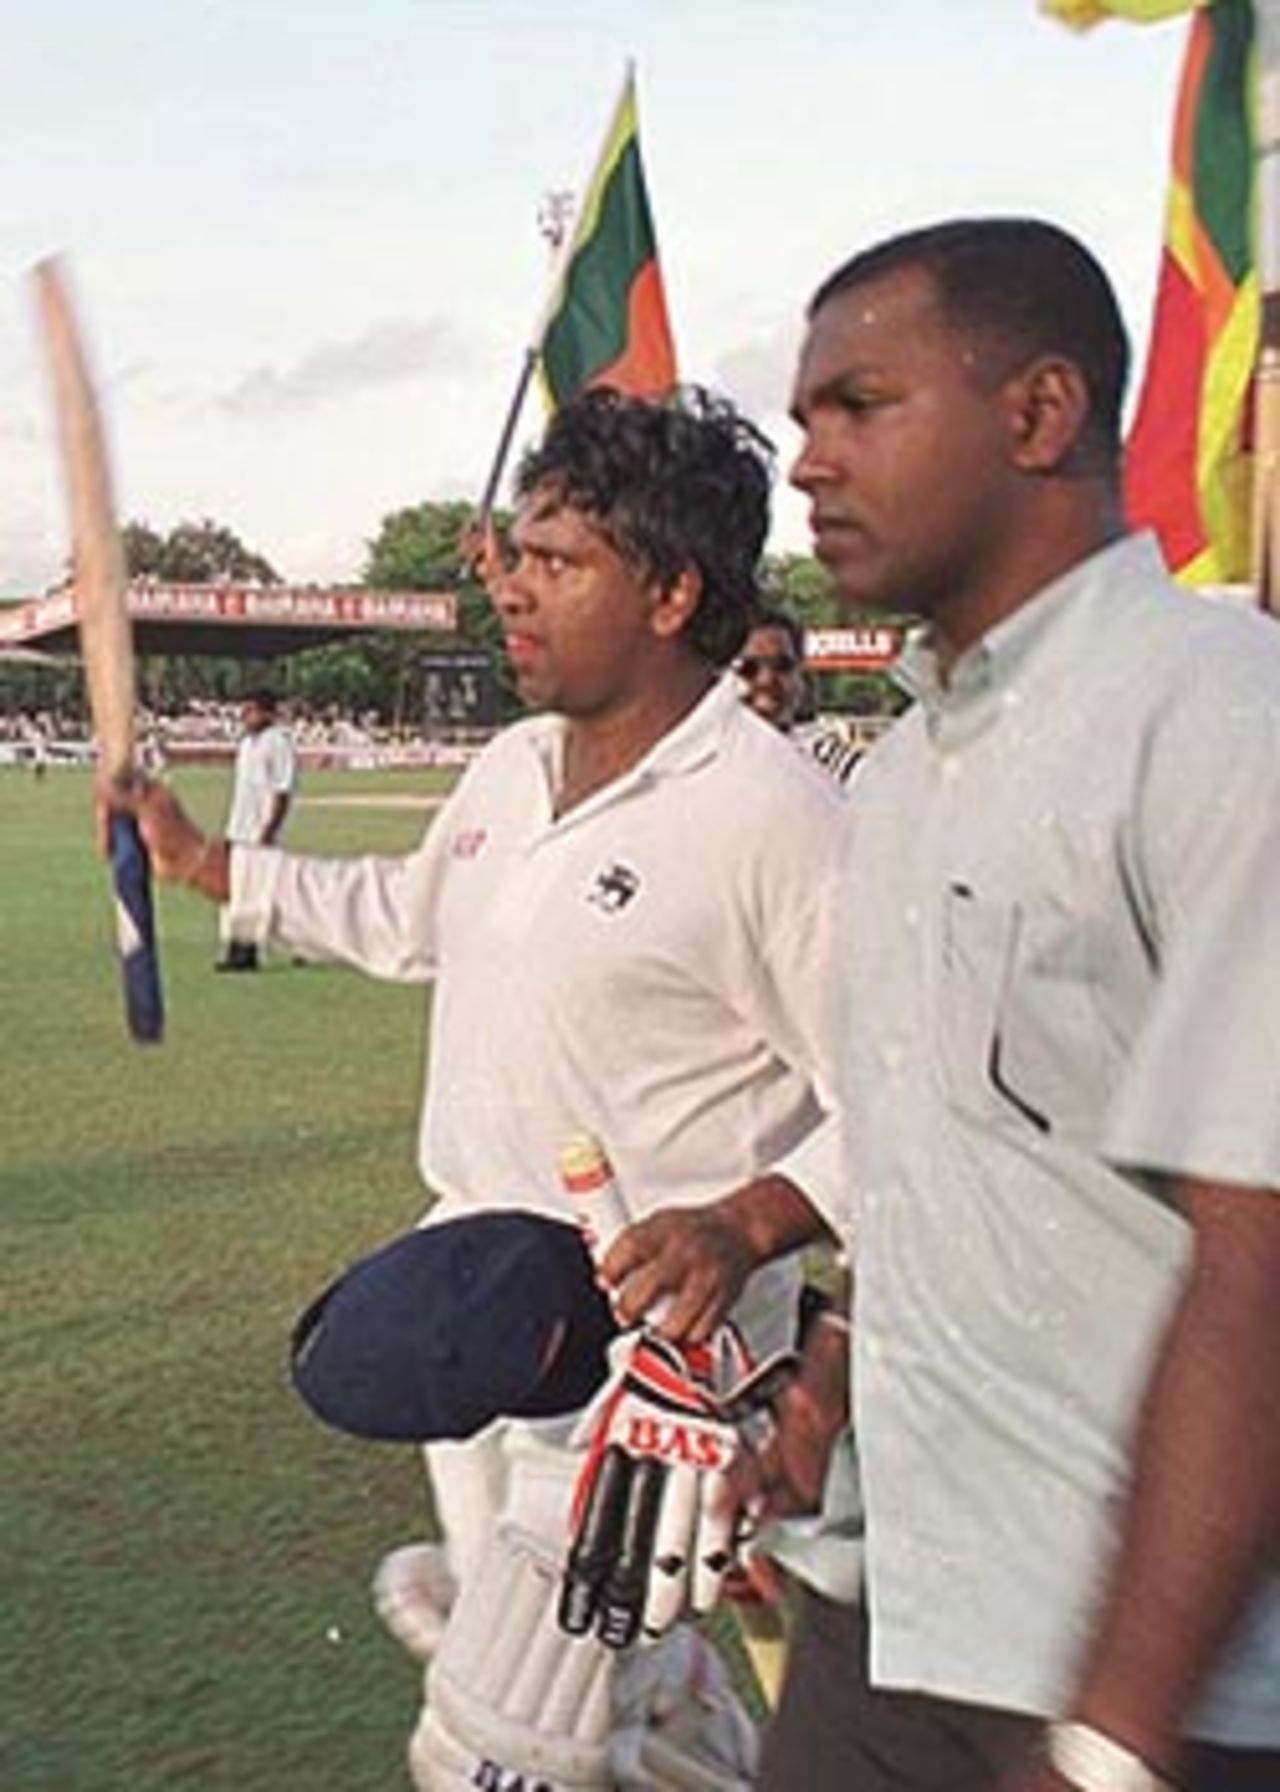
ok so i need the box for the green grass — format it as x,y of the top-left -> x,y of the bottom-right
1,764 -> 775,1787
1,766 -> 454,1790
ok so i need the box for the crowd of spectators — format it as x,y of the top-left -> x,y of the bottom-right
0,707 -> 84,743
0,697 -> 478,770
142,699 -> 384,750
2,693 -> 880,770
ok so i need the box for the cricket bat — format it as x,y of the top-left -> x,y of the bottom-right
33,256 -> 164,1043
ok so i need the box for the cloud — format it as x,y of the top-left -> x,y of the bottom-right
0,509 -> 63,599
712,321 -> 802,429
108,360 -> 154,395
220,318 -> 465,418
0,418 -> 44,446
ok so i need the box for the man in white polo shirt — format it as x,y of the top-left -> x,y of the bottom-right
216,687 -> 295,971
753,218 -> 1280,1792
118,386 -> 846,1788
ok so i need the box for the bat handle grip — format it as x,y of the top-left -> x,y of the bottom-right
109,810 -> 164,1043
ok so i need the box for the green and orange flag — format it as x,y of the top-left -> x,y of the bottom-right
1044,0 -> 1258,586
538,69 -> 678,408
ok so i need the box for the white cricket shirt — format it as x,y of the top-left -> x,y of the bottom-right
230,678 -> 848,1358
225,723 -> 296,845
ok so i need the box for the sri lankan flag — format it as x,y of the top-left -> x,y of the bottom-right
1125,0 -> 1256,583
538,70 -> 677,408
1043,1 -> 1212,25
1045,0 -> 1257,585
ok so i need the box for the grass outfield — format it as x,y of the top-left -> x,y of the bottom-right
2,764 -> 455,1790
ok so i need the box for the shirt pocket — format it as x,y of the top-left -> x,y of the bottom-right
936,886 -> 1119,1144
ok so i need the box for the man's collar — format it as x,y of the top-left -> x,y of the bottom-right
897,533 -> 1162,711
524,675 -> 739,818
631,674 -> 739,779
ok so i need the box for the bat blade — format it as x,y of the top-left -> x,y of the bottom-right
32,256 -> 164,1044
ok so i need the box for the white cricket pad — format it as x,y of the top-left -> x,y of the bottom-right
612,1625 -> 757,1791
372,1542 -> 458,1664
407,1516 -> 756,1790
409,1520 -> 613,1790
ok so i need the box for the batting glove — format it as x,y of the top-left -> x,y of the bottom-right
559,1327 -> 795,1650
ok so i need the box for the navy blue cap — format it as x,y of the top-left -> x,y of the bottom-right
290,1211 -> 617,1442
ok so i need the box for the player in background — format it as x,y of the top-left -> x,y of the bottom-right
735,606 -> 863,785
215,687 -> 295,972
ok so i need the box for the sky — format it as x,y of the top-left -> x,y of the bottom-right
0,0 -> 1188,596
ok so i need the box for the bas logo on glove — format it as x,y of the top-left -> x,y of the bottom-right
559,1329 -> 793,1651
622,1411 -> 731,1470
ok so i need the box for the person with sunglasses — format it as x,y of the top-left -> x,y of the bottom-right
735,607 -> 862,785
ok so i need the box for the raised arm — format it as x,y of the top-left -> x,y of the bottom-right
109,774 -> 444,982
102,776 -> 231,900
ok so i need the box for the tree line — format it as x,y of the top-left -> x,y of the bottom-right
3,506 -> 910,728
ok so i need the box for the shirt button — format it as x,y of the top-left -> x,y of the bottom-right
880,1040 -> 904,1071
940,754 -> 961,783
903,905 -> 920,930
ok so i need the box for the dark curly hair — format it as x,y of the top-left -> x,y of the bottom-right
514,385 -> 774,668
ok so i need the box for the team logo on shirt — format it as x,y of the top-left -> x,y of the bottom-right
586,861 -> 640,914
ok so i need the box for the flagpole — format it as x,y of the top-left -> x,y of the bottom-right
475,348 -> 538,523
474,189 -> 575,523
473,66 -> 635,523
1252,0 -> 1280,612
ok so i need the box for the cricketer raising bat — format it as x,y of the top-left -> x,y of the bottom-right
33,256 -> 164,1044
